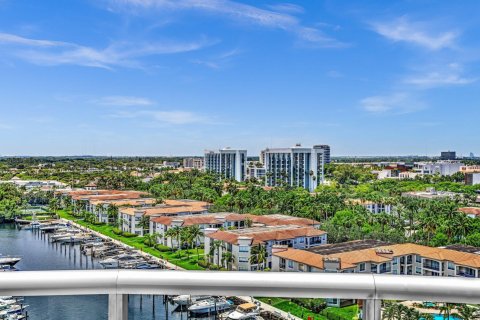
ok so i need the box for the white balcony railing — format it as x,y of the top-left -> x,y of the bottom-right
1,270 -> 480,320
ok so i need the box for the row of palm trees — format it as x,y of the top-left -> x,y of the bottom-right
164,225 -> 204,258
382,301 -> 480,320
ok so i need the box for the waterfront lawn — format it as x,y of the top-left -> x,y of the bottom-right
56,210 -> 205,270
257,298 -> 358,320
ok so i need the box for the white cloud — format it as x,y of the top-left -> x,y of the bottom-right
0,32 -> 214,69
360,93 -> 424,114
371,17 -> 458,50
404,64 -> 476,88
191,48 -> 242,69
96,96 -> 154,106
406,72 -> 475,87
150,111 -> 209,124
267,3 -> 304,15
110,109 -> 212,125
108,0 -> 345,47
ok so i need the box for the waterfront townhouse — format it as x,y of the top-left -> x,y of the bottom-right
204,148 -> 247,182
151,213 -> 321,248
120,199 -> 210,236
73,192 -> 146,213
272,241 -> 480,306
205,225 -> 327,271
89,198 -> 157,223
150,212 -> 248,247
273,241 -> 480,277
263,144 -> 329,192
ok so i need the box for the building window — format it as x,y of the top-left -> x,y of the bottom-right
288,260 -> 294,269
239,257 -> 248,263
416,255 -> 422,263
359,263 -> 365,272
239,246 -> 249,253
416,267 -> 422,274
448,262 -> 455,270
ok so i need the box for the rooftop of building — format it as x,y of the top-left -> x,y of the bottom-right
207,225 -> 326,245
274,242 -> 480,270
459,207 -> 480,216
305,240 -> 390,256
443,244 -> 480,254
120,200 -> 210,216
151,212 -> 247,226
89,198 -> 157,207
151,213 -> 320,227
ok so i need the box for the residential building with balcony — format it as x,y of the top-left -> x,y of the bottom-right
263,144 -> 328,192
205,225 -> 327,271
119,199 -> 210,236
414,161 -> 464,176
347,199 -> 393,215
89,198 -> 157,223
272,240 -> 480,307
204,148 -> 247,182
183,157 -> 204,170
272,241 -> 480,281
151,213 -> 321,248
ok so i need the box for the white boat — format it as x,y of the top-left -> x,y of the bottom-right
172,295 -> 211,306
227,302 -> 260,320
99,258 -> 119,269
0,265 -> 18,272
188,298 -> 233,314
0,256 -> 21,267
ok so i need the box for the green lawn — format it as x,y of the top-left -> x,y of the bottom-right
56,210 -> 205,270
257,298 -> 358,320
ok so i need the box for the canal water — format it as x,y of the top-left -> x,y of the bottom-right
0,224 -> 213,320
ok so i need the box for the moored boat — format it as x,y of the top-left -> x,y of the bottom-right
227,302 -> 260,320
188,298 -> 233,314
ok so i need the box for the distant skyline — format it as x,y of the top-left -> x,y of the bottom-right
0,1 -> 479,156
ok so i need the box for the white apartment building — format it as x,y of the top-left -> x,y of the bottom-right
151,213 -> 321,248
246,164 -> 266,180
414,161 -> 464,176
120,199 -> 210,236
150,212 -> 248,248
90,198 -> 156,223
263,144 -> 328,192
205,225 -> 327,271
183,157 -> 204,170
204,148 -> 247,182
272,241 -> 480,306
348,199 -> 393,214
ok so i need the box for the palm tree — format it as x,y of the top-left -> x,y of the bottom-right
106,204 -> 119,226
165,226 -> 182,250
457,304 -> 479,320
212,240 -> 222,266
221,251 -> 234,270
440,303 -> 455,320
138,215 -> 150,236
188,225 -> 204,259
143,233 -> 156,247
249,244 -> 267,270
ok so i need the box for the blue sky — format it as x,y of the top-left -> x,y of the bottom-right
0,0 -> 479,157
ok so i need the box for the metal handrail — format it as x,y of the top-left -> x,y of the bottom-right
1,270 -> 479,319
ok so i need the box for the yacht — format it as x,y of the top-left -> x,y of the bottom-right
172,295 -> 211,306
0,265 -> 18,272
227,302 -> 260,320
0,256 -> 21,267
188,298 -> 233,314
99,258 -> 119,269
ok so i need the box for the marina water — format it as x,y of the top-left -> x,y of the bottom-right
0,223 -> 212,320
